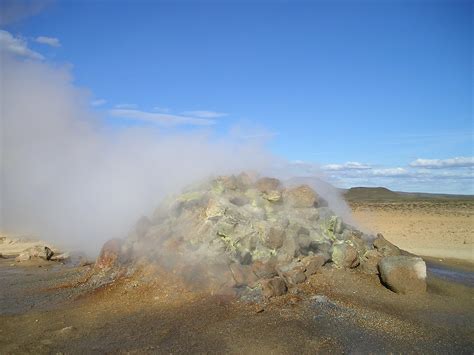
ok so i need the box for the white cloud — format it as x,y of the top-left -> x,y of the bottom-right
35,36 -> 60,47
410,157 -> 474,169
114,103 -> 138,109
371,168 -> 409,177
108,109 -> 216,126
91,99 -> 107,107
322,161 -> 371,171
181,110 -> 228,118
0,29 -> 43,60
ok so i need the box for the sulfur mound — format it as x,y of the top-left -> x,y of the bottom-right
94,173 -> 426,297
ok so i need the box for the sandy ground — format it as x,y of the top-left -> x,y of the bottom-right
351,200 -> 474,263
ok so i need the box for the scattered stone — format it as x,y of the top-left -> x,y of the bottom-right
261,277 -> 287,298
331,243 -> 359,268
284,185 -> 318,208
378,256 -> 427,294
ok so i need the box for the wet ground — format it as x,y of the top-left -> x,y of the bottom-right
1,257 -> 473,354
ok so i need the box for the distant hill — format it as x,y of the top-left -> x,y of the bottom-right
343,187 -> 474,202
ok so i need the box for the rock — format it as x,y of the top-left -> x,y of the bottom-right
331,243 -> 359,268
229,263 -> 258,287
373,233 -> 401,256
206,199 -> 226,219
284,185 -> 318,208
229,195 -> 249,206
280,265 -> 306,285
359,249 -> 383,274
15,251 -> 31,262
44,246 -> 54,260
302,254 -> 327,276
217,175 -> 239,190
50,252 -> 70,262
15,246 -> 54,262
263,190 -> 282,202
255,177 -> 281,193
95,238 -> 127,271
261,277 -> 287,298
252,260 -> 278,279
378,256 -> 427,294
261,226 -> 286,250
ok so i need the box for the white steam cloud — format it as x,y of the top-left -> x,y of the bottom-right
0,55 -> 276,254
1,54 -> 355,255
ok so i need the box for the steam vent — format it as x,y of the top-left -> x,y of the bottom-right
94,173 -> 427,297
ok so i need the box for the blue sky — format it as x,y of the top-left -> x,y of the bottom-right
1,0 -> 472,193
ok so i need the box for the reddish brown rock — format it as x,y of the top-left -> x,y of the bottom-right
284,185 -> 318,208
261,277 -> 287,298
255,177 -> 281,193
95,238 -> 127,271
229,263 -> 259,287
302,254 -> 327,276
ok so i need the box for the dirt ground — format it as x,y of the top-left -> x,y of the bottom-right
1,200 -> 473,353
0,256 -> 473,354
351,200 -> 474,262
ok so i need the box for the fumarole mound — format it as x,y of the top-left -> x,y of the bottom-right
94,173 -> 427,297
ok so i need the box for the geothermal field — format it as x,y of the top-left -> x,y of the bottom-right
1,174 -> 473,353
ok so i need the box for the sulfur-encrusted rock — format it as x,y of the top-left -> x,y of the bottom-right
94,173 -> 421,299
332,243 -> 359,268
378,256 -> 426,294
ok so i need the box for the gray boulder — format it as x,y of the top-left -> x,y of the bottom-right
378,256 -> 427,294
